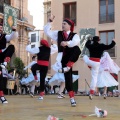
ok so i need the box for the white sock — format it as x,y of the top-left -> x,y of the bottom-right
70,97 -> 75,103
1,96 -> 6,101
3,62 -> 7,66
63,67 -> 70,72
30,85 -> 35,94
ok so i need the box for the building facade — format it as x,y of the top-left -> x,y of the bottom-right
44,0 -> 120,91
0,0 -> 35,66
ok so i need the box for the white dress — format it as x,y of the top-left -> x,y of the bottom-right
96,52 -> 119,88
20,72 -> 40,85
96,70 -> 119,88
49,72 -> 79,86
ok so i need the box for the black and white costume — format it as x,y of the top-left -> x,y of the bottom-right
26,40 -> 50,100
0,28 -> 18,103
44,18 -> 81,106
83,36 -> 116,99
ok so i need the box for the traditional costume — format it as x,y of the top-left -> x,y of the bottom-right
0,23 -> 18,103
26,40 -> 50,100
83,36 -> 116,100
96,52 -> 119,98
44,18 -> 81,106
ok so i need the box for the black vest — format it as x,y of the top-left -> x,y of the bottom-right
37,46 -> 50,61
0,34 -> 7,49
57,31 -> 76,52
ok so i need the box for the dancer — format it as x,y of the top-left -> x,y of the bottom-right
96,52 -> 119,99
23,56 -> 38,97
83,36 -> 116,100
0,23 -> 18,103
26,39 -> 50,100
44,15 -> 81,106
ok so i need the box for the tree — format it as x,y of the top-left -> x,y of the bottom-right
13,57 -> 26,79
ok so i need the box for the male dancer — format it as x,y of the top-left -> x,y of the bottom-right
83,36 -> 116,100
26,39 -> 50,100
44,15 -> 81,107
0,23 -> 18,103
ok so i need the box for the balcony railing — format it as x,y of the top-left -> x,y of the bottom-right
0,3 -> 20,20
99,13 -> 114,24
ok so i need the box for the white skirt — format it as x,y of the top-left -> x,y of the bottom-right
96,71 -> 119,88
20,72 -> 40,85
49,72 -> 79,86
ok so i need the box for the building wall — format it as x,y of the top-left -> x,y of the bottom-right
0,0 -> 35,67
44,0 -> 120,91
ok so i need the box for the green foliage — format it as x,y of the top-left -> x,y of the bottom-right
13,57 -> 27,79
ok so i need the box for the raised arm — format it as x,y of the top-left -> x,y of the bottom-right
44,22 -> 58,41
102,40 -> 116,50
26,44 -> 40,54
5,26 -> 18,42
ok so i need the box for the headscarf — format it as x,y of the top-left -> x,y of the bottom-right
40,39 -> 50,48
63,18 -> 74,32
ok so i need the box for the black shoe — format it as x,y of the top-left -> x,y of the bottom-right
89,94 -> 92,100
103,94 -> 107,99
15,92 -> 20,95
0,96 -> 8,104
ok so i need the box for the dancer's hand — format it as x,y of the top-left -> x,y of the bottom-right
49,14 -> 55,22
61,41 -> 67,47
112,38 -> 115,41
12,26 -> 17,31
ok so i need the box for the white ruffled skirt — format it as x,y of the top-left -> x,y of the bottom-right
20,73 -> 40,85
49,72 -> 79,86
96,71 -> 119,88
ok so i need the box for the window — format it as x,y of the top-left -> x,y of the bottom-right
63,2 -> 76,25
99,31 -> 115,57
31,34 -> 36,43
99,0 -> 114,23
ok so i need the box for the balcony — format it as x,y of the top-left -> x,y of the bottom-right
99,13 -> 114,24
0,4 -> 20,20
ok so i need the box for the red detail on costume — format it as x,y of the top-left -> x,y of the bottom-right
63,31 -> 68,39
110,73 -> 118,81
34,75 -> 38,80
37,60 -> 49,66
64,18 -> 74,32
90,57 -> 100,62
90,89 -> 94,94
0,91 -> 4,97
40,92 -> 44,96
68,91 -> 74,98
4,57 -> 10,62
0,50 -> 2,53
88,66 -> 91,69
40,39 -> 50,47
66,61 -> 74,67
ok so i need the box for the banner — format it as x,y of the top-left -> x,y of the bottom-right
79,28 -> 95,57
3,3 -> 18,34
